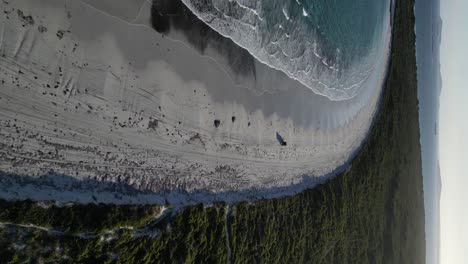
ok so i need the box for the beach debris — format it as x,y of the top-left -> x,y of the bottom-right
276,132 -> 287,146
38,25 -> 48,33
231,116 -> 236,123
56,30 -> 65,39
214,119 -> 221,127
17,10 -> 34,26
147,118 -> 159,130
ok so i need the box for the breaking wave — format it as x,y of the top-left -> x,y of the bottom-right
179,0 -> 391,101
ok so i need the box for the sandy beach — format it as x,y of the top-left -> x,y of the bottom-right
0,0 -> 391,205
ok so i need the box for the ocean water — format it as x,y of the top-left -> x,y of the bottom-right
415,0 -> 442,263
180,0 -> 391,100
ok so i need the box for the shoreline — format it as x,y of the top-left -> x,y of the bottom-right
0,0 -> 392,206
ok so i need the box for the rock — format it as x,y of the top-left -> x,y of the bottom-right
17,10 -> 34,26
56,30 -> 65,39
148,119 -> 159,130
38,25 -> 47,33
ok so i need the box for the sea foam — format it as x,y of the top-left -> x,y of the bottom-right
180,0 -> 391,101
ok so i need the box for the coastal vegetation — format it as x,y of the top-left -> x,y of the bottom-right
0,0 -> 425,263
0,200 -> 161,233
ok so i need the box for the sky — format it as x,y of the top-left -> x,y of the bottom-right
439,0 -> 468,263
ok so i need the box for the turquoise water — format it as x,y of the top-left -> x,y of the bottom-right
181,0 -> 391,100
264,0 -> 387,64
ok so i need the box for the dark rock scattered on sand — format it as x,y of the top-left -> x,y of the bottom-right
148,119 -> 159,129
214,119 -> 220,128
38,25 -> 47,33
56,30 -> 65,39
232,116 -> 236,123
17,10 -> 34,26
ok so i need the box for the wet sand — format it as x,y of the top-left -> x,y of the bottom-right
0,0 -> 391,205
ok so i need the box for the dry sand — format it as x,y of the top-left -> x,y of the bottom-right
0,0 -> 391,205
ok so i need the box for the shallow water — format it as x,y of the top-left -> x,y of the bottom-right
180,0 -> 391,100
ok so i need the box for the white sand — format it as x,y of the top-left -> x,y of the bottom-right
0,0 -> 391,205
